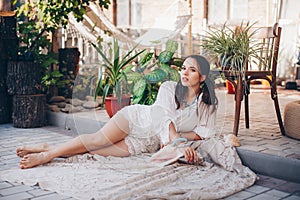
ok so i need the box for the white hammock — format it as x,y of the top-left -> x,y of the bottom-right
68,0 -> 191,48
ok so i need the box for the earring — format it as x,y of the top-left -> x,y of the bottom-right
200,81 -> 205,89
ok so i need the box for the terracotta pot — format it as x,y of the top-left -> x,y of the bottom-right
105,95 -> 131,118
226,80 -> 235,94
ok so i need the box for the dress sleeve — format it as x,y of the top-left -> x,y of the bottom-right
192,102 -> 217,139
153,81 -> 177,144
154,81 -> 177,118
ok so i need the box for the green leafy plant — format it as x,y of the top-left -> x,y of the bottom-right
13,0 -> 111,95
41,70 -> 70,92
126,40 -> 182,105
201,22 -> 265,79
92,39 -> 146,104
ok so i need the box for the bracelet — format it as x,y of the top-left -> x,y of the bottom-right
171,137 -> 188,147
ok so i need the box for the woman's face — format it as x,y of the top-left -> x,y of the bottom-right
180,57 -> 206,88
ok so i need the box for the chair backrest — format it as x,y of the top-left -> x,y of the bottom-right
248,23 -> 281,75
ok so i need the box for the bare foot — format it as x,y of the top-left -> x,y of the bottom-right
16,143 -> 51,158
20,152 -> 52,169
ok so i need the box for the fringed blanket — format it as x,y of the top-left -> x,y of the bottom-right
0,138 -> 257,200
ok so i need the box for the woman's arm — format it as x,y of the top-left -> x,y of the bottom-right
168,123 -> 202,142
168,122 -> 180,142
179,132 -> 202,140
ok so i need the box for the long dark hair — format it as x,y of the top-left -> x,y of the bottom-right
175,55 -> 218,114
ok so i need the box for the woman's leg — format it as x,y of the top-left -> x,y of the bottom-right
19,118 -> 129,169
90,140 -> 130,157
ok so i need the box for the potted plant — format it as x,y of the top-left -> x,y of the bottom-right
201,22 -> 265,88
92,39 -> 145,117
12,0 -> 110,97
7,0 -> 110,127
125,40 -> 182,105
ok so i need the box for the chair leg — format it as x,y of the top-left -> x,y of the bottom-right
273,95 -> 286,135
244,93 -> 249,128
233,77 -> 243,136
244,80 -> 251,129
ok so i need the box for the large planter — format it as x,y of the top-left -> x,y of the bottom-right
226,80 -> 235,94
105,96 -> 131,118
12,94 -> 46,128
6,60 -> 46,128
284,100 -> 300,140
6,61 -> 42,95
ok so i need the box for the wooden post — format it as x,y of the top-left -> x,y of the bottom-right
0,6 -> 17,123
187,0 -> 192,55
112,0 -> 117,26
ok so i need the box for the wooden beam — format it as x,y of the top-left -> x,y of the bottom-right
112,0 -> 117,26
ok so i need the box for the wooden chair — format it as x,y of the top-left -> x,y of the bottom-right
225,23 -> 286,136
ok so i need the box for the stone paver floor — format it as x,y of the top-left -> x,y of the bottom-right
0,86 -> 300,199
0,124 -> 299,199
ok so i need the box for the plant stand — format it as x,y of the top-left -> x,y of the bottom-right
12,94 -> 46,128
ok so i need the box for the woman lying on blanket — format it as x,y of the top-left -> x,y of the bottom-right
16,55 -> 218,169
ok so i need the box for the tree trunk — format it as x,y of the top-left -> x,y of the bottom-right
7,61 -> 42,95
12,94 -> 46,128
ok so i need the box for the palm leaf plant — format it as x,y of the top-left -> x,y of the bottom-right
126,40 -> 182,105
92,39 -> 145,105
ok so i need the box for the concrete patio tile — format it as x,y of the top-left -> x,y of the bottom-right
0,192 -> 33,200
240,140 -> 267,146
30,193 -> 71,200
27,188 -> 54,197
223,190 -> 256,200
247,193 -> 282,200
245,185 -> 271,194
282,195 -> 300,200
265,189 -> 291,198
255,176 -> 287,188
0,184 -> 34,196
238,145 -> 267,152
238,136 -> 264,142
260,149 -> 295,157
274,182 -> 300,194
0,182 -> 12,189
261,143 -> 294,151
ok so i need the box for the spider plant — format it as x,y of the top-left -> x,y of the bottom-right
201,22 -> 265,80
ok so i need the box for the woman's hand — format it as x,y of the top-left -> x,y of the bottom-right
184,147 -> 198,163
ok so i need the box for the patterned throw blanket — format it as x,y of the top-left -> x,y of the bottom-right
0,138 -> 257,200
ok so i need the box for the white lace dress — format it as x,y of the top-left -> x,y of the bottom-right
120,81 -> 217,155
